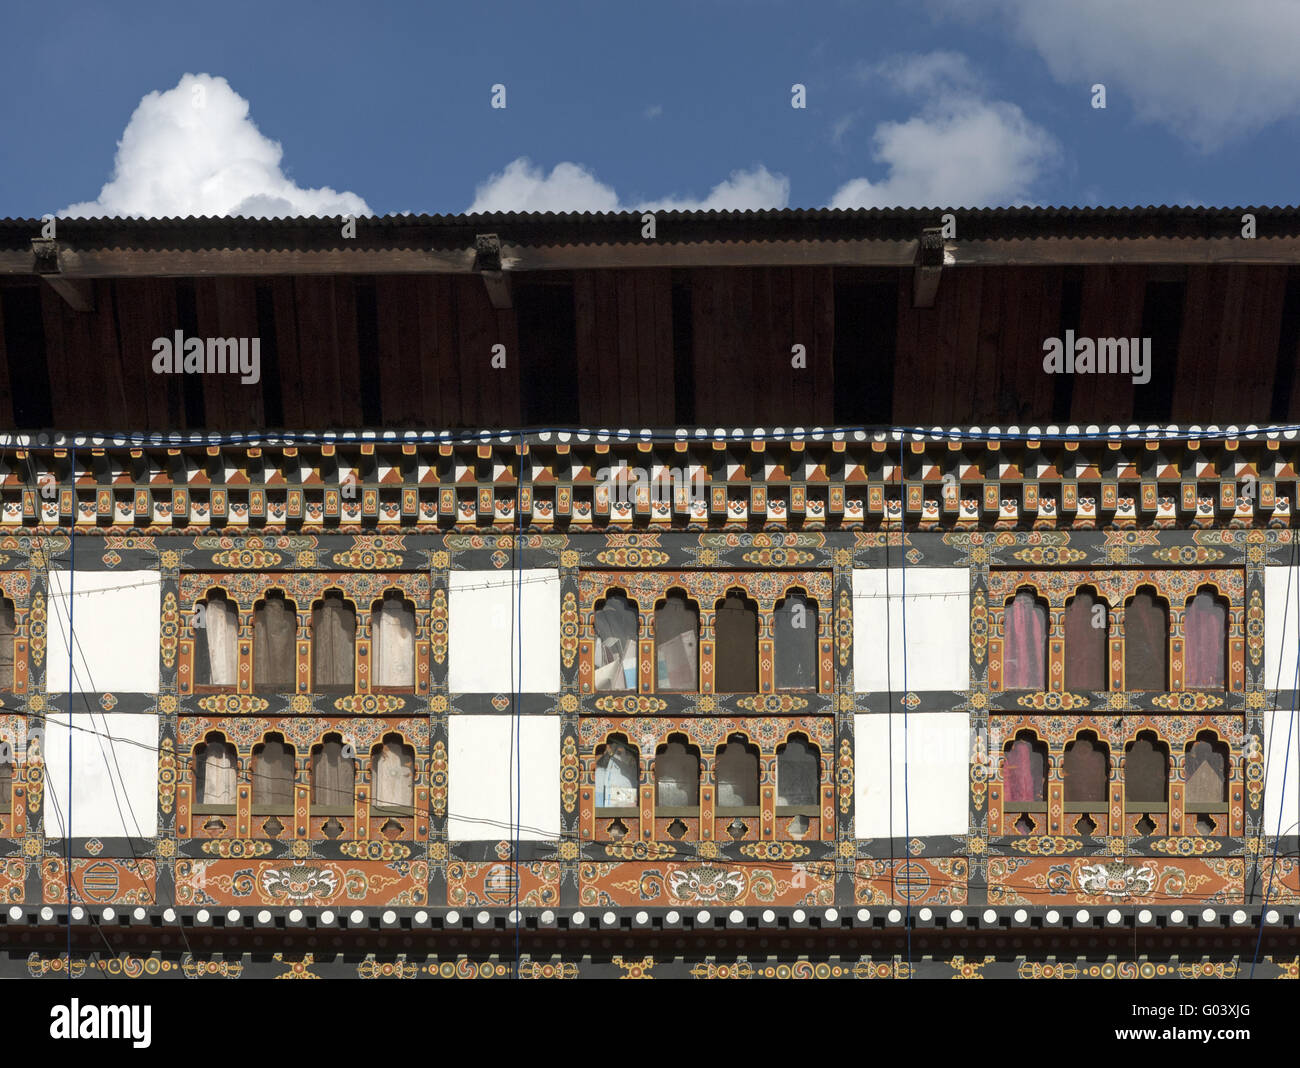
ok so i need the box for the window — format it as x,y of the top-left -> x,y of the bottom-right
1125,732 -> 1169,806
1184,589 -> 1227,690
1003,732 -> 1048,805
594,736 -> 639,809
372,735 -> 416,811
714,592 -> 758,693
0,596 -> 15,690
194,733 -> 237,807
312,591 -> 356,692
0,757 -> 11,814
1185,732 -> 1230,834
774,592 -> 817,690
715,737 -> 759,810
1124,589 -> 1168,690
194,590 -> 238,688
1003,589 -> 1048,689
252,736 -> 295,810
654,591 -> 698,692
311,735 -> 354,810
654,738 -> 699,808
253,592 -> 297,691
1063,734 -> 1109,805
593,592 -> 638,693
1064,588 -> 1108,691
776,735 -> 819,807
371,592 -> 416,689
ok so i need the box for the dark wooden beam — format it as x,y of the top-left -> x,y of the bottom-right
913,227 -> 944,308
30,239 -> 95,311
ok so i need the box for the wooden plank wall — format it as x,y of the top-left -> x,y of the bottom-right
1,264 -> 1296,431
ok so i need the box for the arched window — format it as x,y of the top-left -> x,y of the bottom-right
371,592 -> 416,689
253,591 -> 297,691
194,732 -> 237,807
594,737 -> 639,809
1124,732 -> 1169,805
715,737 -> 760,809
312,591 -> 356,692
654,591 -> 698,692
1125,589 -> 1168,691
654,738 -> 699,808
1184,588 -> 1228,690
311,735 -> 355,810
774,592 -> 818,691
1002,731 -> 1048,804
252,735 -> 295,809
1064,588 -> 1108,691
372,734 -> 415,811
0,596 -> 16,690
776,735 -> 819,807
715,592 -> 759,693
593,591 -> 638,693
1003,589 -> 1048,689
195,590 -> 238,688
1186,732 -> 1230,834
1063,733 -> 1109,804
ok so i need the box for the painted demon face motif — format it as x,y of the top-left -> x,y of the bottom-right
667,866 -> 746,903
260,864 -> 340,904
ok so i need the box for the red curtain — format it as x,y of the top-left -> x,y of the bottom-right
1003,591 -> 1047,689
1184,592 -> 1226,689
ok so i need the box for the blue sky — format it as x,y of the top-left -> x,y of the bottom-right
2,0 -> 1298,217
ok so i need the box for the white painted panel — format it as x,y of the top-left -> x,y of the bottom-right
1262,710 -> 1300,839
854,713 -> 969,838
853,567 -> 969,692
43,714 -> 158,837
47,570 -> 161,693
449,570 -> 561,692
1264,567 -> 1300,689
448,716 -> 560,840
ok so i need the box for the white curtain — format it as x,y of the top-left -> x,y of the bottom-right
202,743 -> 237,806
374,740 -> 414,808
205,597 -> 238,686
373,597 -> 415,687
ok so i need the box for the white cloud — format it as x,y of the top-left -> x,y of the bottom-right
63,73 -> 371,218
644,104 -> 664,120
831,51 -> 1060,208
931,0 -> 1300,150
467,158 -> 788,213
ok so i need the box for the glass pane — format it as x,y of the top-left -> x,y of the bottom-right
595,741 -> 639,807
196,739 -> 236,806
593,593 -> 639,692
253,739 -> 294,807
373,738 -> 414,808
254,594 -> 297,690
1064,592 -> 1107,691
372,594 -> 415,688
775,594 -> 817,690
1124,736 -> 1168,804
1004,591 -> 1047,689
654,742 -> 699,806
197,593 -> 238,687
1184,591 -> 1227,690
715,741 -> 758,807
1125,592 -> 1168,690
1186,738 -> 1228,804
776,738 -> 818,806
313,594 -> 356,691
312,740 -> 354,807
655,594 -> 698,691
715,594 -> 758,693
1063,737 -> 1108,803
1003,736 -> 1047,803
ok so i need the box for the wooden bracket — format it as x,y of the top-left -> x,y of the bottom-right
912,227 -> 944,308
31,239 -> 94,312
475,233 -> 512,309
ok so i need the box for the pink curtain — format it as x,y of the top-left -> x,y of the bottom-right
1003,739 -> 1044,803
1003,591 -> 1047,689
1184,592 -> 1226,689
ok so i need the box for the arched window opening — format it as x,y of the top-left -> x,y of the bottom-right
312,591 -> 356,692
774,592 -> 818,691
593,591 -> 639,693
654,591 -> 698,692
1125,732 -> 1170,805
372,592 -> 416,689
1125,589 -> 1169,691
0,596 -> 13,690
253,591 -> 297,692
714,592 -> 759,693
311,734 -> 355,810
1186,732 -> 1230,835
1003,732 -> 1048,805
252,735 -> 295,810
372,734 -> 415,811
1064,588 -> 1108,691
194,732 -> 237,807
776,735 -> 819,808
594,736 -> 639,809
195,590 -> 238,688
654,738 -> 699,808
715,737 -> 760,810
1184,588 -> 1228,690
1063,733 -> 1109,805
1003,589 -> 1048,689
